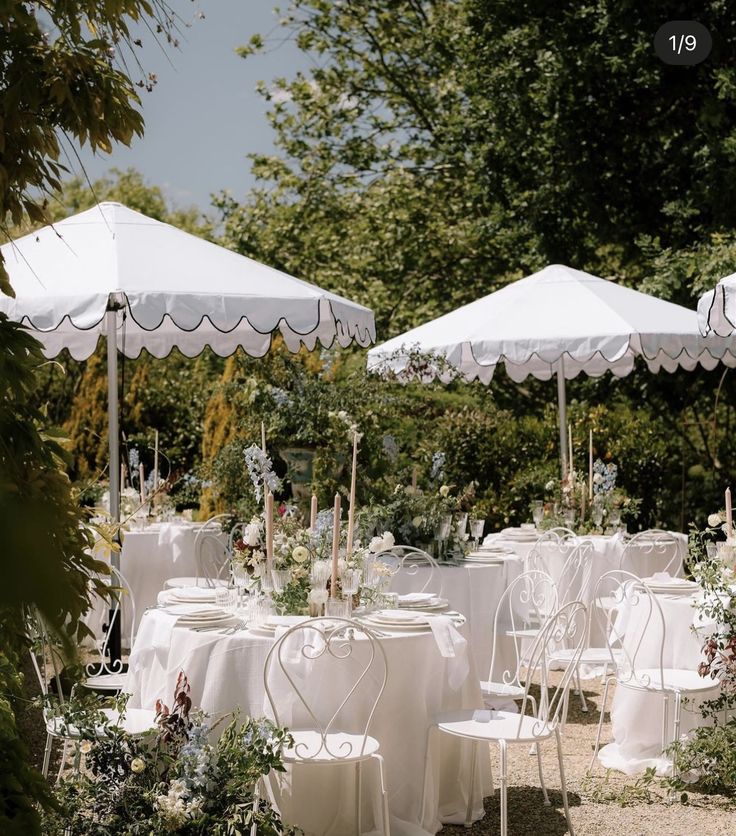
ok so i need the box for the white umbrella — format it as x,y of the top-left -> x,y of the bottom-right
368,264 -> 736,476
697,272 -> 736,336
1,201 -> 375,523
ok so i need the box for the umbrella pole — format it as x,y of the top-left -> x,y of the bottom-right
557,358 -> 569,480
106,308 -> 122,664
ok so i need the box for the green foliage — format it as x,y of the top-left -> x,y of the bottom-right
671,720 -> 736,795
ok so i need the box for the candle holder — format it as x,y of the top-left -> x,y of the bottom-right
325,598 -> 351,619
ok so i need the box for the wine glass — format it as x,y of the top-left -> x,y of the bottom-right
591,505 -> 604,530
456,513 -> 468,538
340,567 -> 362,615
531,501 -> 544,528
562,508 -> 576,530
469,518 -> 485,549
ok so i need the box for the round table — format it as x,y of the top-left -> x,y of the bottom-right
85,521 -> 216,644
598,593 -> 718,775
388,560 -> 522,677
126,609 -> 491,835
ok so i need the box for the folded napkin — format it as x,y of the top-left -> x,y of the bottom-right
648,571 -> 673,583
398,592 -> 434,604
428,616 -> 469,690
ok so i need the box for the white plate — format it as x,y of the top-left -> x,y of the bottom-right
364,609 -> 431,627
397,593 -> 435,605
360,617 -> 432,632
463,555 -> 506,564
399,599 -> 449,612
177,613 -> 234,628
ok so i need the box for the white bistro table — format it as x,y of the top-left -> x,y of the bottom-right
126,609 -> 491,836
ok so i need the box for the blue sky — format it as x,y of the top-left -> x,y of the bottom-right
74,1 -> 306,211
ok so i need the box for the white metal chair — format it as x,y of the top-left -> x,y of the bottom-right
263,616 -> 391,835
82,566 -> 136,693
376,545 -> 438,595
619,529 -> 683,577
27,611 -> 157,781
422,600 -> 587,835
589,570 -> 717,776
164,514 -> 229,589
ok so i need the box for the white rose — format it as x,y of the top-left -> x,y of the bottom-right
544,480 -> 556,492
380,531 -> 395,551
439,485 -> 450,497
243,522 -> 261,547
292,546 -> 309,563
708,513 -> 723,528
593,473 -> 603,484
79,740 -> 92,754
130,757 -> 146,774
369,536 -> 385,553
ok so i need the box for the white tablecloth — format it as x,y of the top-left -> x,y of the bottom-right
598,593 -> 718,775
126,610 -> 491,835
388,561 -> 521,677
85,521 -> 208,643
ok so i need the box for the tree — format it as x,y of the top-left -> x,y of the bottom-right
0,3 -> 181,831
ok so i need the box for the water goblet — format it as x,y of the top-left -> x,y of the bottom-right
437,514 -> 453,541
259,568 -> 274,596
591,505 -> 604,530
311,560 -> 332,588
531,501 -> 544,528
340,567 -> 362,616
325,598 -> 351,619
562,508 -> 576,530
215,587 -> 238,615
456,513 -> 468,538
608,509 -> 622,529
271,568 -> 292,594
469,518 -> 485,548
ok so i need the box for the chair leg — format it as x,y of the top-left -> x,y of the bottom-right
372,754 -> 391,836
250,778 -> 260,836
555,726 -> 575,836
499,739 -> 508,836
419,725 -> 435,824
576,666 -> 588,712
464,741 -> 477,828
661,694 -> 670,755
672,691 -> 682,783
536,742 -> 550,805
589,676 -> 613,773
56,738 -> 70,784
42,733 -> 53,779
527,695 -> 538,756
561,685 -> 570,735
355,761 -> 362,836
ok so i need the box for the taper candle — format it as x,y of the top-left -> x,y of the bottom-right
726,487 -> 733,539
153,430 -> 159,495
331,493 -> 341,597
138,463 -> 146,504
588,429 -> 593,501
310,494 -> 318,530
261,421 -> 266,454
346,432 -> 358,556
120,463 -> 126,490
568,424 -> 573,478
266,491 -> 274,571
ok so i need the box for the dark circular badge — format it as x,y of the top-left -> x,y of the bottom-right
654,21 -> 712,66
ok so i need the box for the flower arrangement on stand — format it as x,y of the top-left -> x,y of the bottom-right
42,674 -> 297,835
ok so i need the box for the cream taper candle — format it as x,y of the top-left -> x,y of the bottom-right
588,429 -> 593,500
310,494 -> 318,530
266,491 -> 274,571
727,487 -> 733,539
138,463 -> 146,504
331,493 -> 341,597
346,432 -> 358,557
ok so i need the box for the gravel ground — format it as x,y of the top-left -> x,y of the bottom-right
441,676 -> 736,835
19,657 -> 736,834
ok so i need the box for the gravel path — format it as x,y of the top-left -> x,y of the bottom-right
441,676 -> 736,835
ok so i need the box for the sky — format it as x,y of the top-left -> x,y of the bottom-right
74,0 -> 307,211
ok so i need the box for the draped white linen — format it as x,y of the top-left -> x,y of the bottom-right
126,612 -> 490,835
698,271 -> 736,336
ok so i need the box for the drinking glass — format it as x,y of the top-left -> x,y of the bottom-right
215,587 -> 238,615
437,514 -> 452,541
311,560 -> 332,588
470,518 -> 485,547
325,598 -> 351,619
562,508 -> 576,529
271,568 -> 293,594
592,505 -> 604,529
706,542 -> 717,559
340,567 -> 362,615
259,569 -> 274,596
456,513 -> 468,538
250,595 -> 274,627
531,501 -> 544,528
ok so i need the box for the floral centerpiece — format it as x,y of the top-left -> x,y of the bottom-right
539,459 -> 640,534
42,674 -> 297,835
